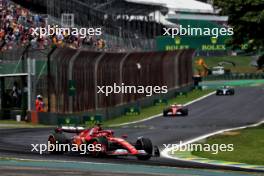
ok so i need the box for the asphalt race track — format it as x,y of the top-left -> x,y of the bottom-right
0,86 -> 264,175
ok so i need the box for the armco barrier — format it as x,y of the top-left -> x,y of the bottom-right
49,49 -> 195,113
203,73 -> 264,81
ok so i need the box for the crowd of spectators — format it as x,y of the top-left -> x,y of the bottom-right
0,0 -> 106,52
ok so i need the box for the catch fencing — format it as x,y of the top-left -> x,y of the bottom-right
49,48 -> 194,113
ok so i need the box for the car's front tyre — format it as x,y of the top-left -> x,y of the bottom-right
181,109 -> 188,116
135,138 -> 153,160
163,110 -> 169,117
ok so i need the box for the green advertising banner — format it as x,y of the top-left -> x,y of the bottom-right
156,35 -> 231,52
124,106 -> 140,116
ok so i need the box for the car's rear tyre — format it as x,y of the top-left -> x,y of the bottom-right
48,132 -> 68,154
90,137 -> 108,157
135,138 -> 153,160
163,111 -> 168,117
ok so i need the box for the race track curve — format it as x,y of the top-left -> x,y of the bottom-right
0,86 -> 263,173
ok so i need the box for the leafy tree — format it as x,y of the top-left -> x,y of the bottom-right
213,0 -> 264,52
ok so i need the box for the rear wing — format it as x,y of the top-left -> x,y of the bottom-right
55,126 -> 86,133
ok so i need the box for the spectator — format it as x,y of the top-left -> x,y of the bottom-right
0,0 -> 107,51
35,95 -> 45,112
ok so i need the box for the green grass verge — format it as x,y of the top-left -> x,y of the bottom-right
104,89 -> 213,126
192,125 -> 264,165
0,120 -> 53,128
194,56 -> 257,73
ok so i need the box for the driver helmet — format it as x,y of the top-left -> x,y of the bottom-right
95,123 -> 103,130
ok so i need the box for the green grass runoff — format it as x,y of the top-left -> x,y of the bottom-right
104,89 -> 213,126
194,56 -> 256,73
0,120 -> 52,128
192,125 -> 264,165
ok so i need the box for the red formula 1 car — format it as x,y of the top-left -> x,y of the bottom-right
48,125 -> 159,160
163,104 -> 188,117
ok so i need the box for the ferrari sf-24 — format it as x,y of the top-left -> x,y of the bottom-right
48,125 -> 159,160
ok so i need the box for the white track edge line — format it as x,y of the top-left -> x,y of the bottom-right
109,91 -> 216,127
161,119 -> 264,169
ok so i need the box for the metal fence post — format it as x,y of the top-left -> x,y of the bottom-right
68,50 -> 81,113
94,53 -> 105,110
27,58 -> 31,111
47,47 -> 57,112
119,53 -> 130,104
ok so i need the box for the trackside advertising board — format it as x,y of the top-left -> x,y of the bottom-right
156,35 -> 230,52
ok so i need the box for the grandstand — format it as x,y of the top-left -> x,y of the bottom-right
9,0 -> 227,52
11,0 -> 169,51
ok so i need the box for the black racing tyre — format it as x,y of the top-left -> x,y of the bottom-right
90,137 -> 108,157
135,138 -> 153,160
48,132 -> 68,154
163,110 -> 168,117
182,109 -> 188,116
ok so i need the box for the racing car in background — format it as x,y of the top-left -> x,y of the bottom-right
163,104 -> 188,116
216,86 -> 235,95
48,124 -> 159,160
